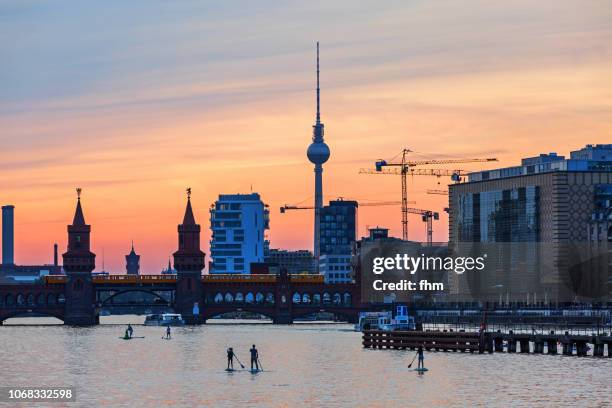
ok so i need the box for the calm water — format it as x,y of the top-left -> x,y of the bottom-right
0,317 -> 609,407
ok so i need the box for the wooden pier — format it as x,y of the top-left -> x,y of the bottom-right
363,330 -> 612,357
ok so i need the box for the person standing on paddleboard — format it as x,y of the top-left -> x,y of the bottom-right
165,326 -> 171,339
250,345 -> 259,371
227,347 -> 235,370
127,324 -> 134,339
417,345 -> 425,370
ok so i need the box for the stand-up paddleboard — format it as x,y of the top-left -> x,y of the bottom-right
225,368 -> 236,372
119,336 -> 145,340
414,368 -> 428,372
250,369 -> 261,374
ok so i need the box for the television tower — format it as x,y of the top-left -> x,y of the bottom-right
306,42 -> 330,272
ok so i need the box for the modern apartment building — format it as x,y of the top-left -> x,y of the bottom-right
209,193 -> 270,274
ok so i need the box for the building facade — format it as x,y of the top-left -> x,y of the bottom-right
209,193 -> 270,274
449,144 -> 612,304
265,248 -> 314,274
2,205 -> 15,265
319,199 -> 357,283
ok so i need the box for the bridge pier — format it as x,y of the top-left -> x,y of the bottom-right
494,336 -> 504,352
519,338 -> 530,353
593,342 -> 604,357
576,341 -> 588,357
507,331 -> 517,353
273,315 -> 293,324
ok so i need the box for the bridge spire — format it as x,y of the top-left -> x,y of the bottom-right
62,189 -> 96,325
173,189 -> 206,324
72,188 -> 86,226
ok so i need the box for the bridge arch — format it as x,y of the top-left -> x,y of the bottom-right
100,289 -> 170,306
0,309 -> 65,324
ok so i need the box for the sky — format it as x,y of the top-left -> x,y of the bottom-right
1,0 -> 611,273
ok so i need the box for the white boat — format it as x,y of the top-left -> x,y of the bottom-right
354,306 -> 416,331
144,313 -> 185,326
354,311 -> 393,331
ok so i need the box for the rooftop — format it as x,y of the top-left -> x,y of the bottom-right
467,144 -> 612,183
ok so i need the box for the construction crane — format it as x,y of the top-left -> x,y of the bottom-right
280,200 -> 404,213
406,208 -> 439,246
360,148 -> 497,240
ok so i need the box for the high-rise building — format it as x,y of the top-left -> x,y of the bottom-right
125,242 -> 140,275
2,205 -> 15,265
449,144 -> 612,304
306,42 -> 330,272
209,193 -> 270,274
319,199 -> 357,283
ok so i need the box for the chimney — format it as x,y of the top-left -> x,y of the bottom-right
2,205 -> 15,265
54,243 -> 58,266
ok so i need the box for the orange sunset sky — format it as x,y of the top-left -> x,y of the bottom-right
2,1 -> 612,273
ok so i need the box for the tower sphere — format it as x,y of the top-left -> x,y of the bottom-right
307,141 -> 330,164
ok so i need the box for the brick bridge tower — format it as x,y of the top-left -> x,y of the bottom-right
173,188 -> 205,324
62,188 -> 97,325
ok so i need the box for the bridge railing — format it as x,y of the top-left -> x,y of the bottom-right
93,275 -> 178,284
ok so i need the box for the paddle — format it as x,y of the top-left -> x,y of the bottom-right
407,352 -> 418,368
257,357 -> 264,372
233,354 -> 246,369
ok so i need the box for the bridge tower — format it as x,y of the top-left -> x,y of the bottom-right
173,188 -> 206,324
62,188 -> 97,325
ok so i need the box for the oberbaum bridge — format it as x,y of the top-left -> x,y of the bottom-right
0,191 -> 362,325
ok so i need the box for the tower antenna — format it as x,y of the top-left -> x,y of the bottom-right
316,41 -> 320,124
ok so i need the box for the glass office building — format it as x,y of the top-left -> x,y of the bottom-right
319,199 -> 357,283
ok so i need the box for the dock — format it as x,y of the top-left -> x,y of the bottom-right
363,330 -> 612,357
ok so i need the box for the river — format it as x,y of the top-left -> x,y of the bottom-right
0,316 -> 609,407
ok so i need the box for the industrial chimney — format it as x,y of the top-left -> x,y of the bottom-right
2,205 -> 15,265
54,243 -> 58,266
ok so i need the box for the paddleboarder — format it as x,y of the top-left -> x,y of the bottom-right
165,326 -> 171,339
227,347 -> 235,370
127,324 -> 134,339
417,345 -> 425,370
250,345 -> 259,371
